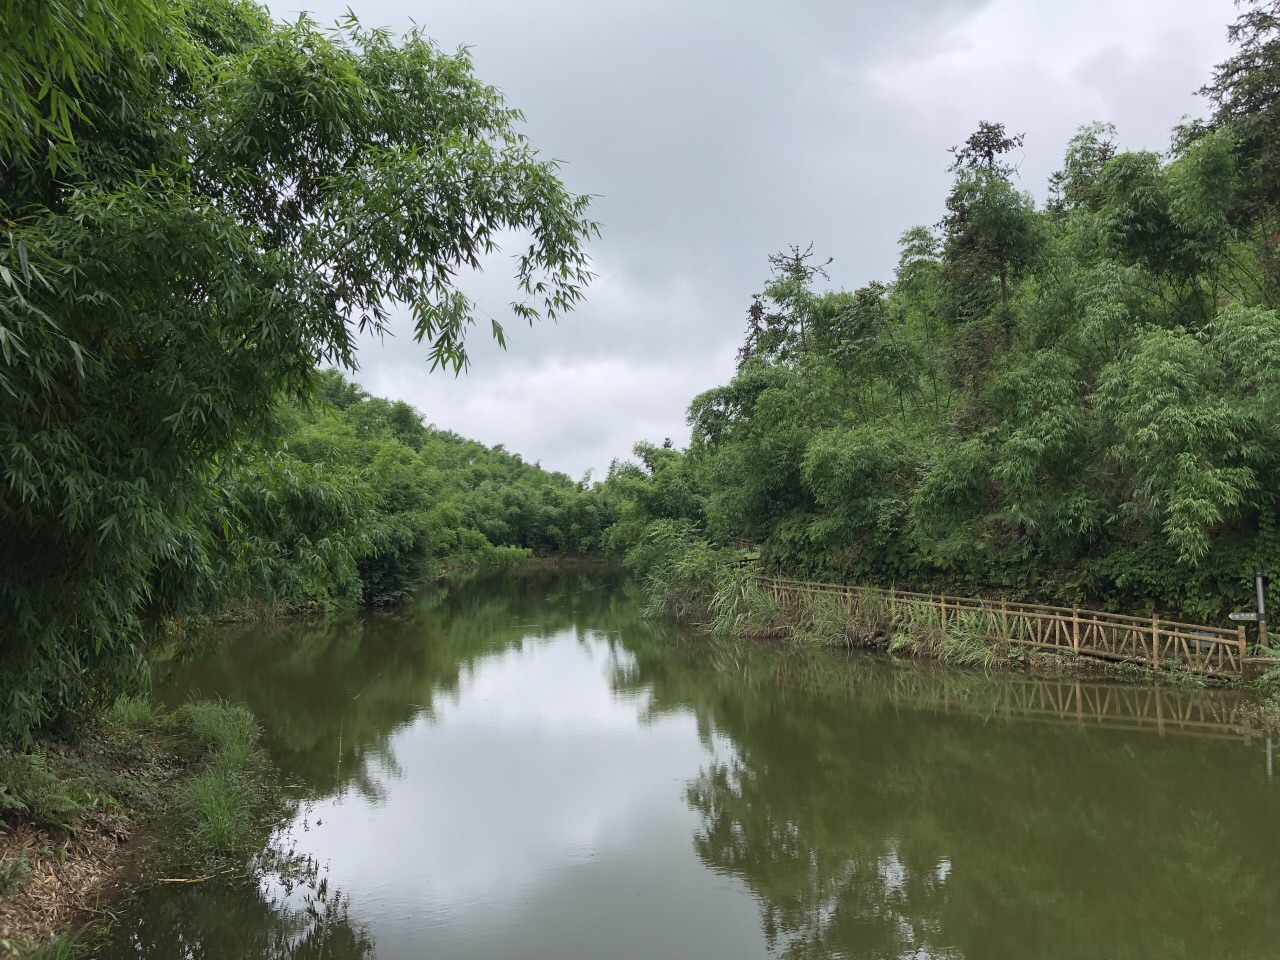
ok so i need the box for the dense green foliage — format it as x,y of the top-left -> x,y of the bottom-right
607,2 -> 1280,625
0,0 -> 595,743
211,370 -> 610,611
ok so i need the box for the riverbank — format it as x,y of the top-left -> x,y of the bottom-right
0,701 -> 280,957
656,566 -> 1280,712
208,555 -> 616,624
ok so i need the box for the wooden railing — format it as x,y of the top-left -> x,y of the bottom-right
759,577 -> 1250,679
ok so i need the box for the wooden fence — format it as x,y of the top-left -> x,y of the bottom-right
758,576 -> 1250,680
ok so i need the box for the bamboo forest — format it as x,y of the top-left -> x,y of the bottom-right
4,1 -> 1280,958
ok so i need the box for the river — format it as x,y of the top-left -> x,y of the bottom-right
102,566 -> 1280,959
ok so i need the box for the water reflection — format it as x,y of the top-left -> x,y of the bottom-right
105,568 -> 1280,960
157,566 -> 631,800
615,635 -> 1280,959
108,852 -> 374,959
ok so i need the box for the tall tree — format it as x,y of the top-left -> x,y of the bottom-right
938,122 -> 1039,323
0,0 -> 597,742
1201,0 -> 1280,221
736,244 -> 832,366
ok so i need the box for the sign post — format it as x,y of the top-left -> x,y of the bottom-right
1257,566 -> 1270,648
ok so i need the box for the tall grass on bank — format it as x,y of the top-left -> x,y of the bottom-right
0,700 -> 277,860
636,522 -> 733,622
794,587 -> 894,648
888,603 -> 1008,670
709,570 -> 786,639
1,698 -> 280,957
648,542 -> 1019,670
162,702 -> 277,863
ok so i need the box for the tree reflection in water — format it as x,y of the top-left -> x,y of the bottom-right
117,570 -> 1280,960
158,566 -> 628,800
613,631 -> 1280,960
107,845 -> 373,960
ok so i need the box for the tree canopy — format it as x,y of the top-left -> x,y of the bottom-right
0,0 -> 596,742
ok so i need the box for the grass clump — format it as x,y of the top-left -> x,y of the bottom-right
796,587 -> 893,648
941,610 -> 1007,670
104,696 -> 160,732
888,603 -> 1007,670
162,701 -> 279,863
710,571 -> 786,639
164,701 -> 258,770
24,927 -> 96,959
177,766 -> 258,854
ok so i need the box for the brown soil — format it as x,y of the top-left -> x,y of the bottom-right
0,821 -> 127,955
0,728 -> 190,957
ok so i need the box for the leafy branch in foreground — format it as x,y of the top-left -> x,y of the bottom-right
0,0 -> 597,744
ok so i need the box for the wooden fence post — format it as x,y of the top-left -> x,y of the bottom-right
1072,607 -> 1080,654
1151,614 -> 1161,668
1239,624 -> 1248,679
940,594 -> 947,623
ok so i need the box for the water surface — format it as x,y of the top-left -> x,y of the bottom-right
105,567 -> 1280,959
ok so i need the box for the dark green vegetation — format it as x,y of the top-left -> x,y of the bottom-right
604,2 -> 1280,629
214,370 -> 610,614
1,0 -> 595,744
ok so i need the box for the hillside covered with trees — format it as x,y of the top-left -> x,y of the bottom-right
603,0 -> 1280,625
213,370 -> 610,614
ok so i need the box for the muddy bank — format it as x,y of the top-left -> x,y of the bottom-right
0,701 -> 278,957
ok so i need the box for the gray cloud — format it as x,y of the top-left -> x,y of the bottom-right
270,0 -> 1237,477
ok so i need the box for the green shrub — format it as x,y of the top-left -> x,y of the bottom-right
0,753 -> 89,831
636,521 -> 732,621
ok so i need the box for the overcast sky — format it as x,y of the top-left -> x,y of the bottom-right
270,0 -> 1238,480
